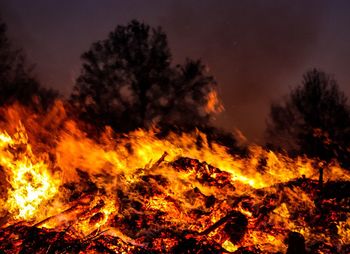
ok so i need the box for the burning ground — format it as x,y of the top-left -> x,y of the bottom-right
0,101 -> 349,253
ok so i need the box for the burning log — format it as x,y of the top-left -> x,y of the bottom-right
286,232 -> 306,254
199,211 -> 248,243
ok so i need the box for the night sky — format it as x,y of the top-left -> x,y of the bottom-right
1,0 -> 350,143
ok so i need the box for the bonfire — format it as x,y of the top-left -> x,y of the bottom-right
0,101 -> 349,254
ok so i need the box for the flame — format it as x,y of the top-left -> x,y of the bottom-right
0,101 -> 349,253
0,124 -> 59,221
204,90 -> 224,114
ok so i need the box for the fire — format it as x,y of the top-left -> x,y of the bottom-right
205,90 -> 224,114
0,124 -> 59,221
0,101 -> 349,253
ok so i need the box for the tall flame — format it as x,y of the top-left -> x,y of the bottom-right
0,124 -> 59,220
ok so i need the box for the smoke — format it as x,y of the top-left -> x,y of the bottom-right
159,0 -> 328,141
0,0 -> 332,141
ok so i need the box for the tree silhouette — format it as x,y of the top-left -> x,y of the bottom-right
70,20 -> 222,133
0,18 -> 58,111
266,69 -> 350,167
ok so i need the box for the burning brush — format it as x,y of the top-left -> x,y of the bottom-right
0,102 -> 349,254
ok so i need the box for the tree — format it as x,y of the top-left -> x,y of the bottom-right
70,20 -> 222,133
0,18 -> 59,111
266,69 -> 350,167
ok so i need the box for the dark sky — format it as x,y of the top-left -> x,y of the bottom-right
1,0 -> 350,143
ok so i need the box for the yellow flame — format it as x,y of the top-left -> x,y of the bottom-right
0,124 -> 59,221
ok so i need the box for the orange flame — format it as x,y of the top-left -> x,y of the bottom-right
0,101 -> 349,253
204,90 -> 224,114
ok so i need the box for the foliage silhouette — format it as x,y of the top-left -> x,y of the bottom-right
70,20 -> 223,133
0,18 -> 59,111
266,69 -> 350,167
